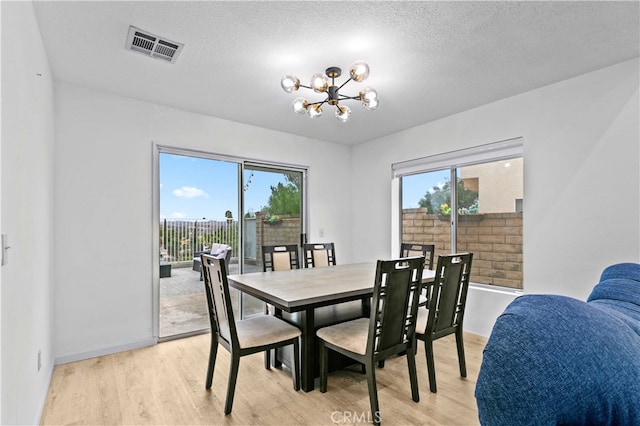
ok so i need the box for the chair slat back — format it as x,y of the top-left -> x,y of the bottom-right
427,253 -> 473,336
303,242 -> 336,268
201,254 -> 237,347
369,257 -> 425,357
400,243 -> 435,270
262,244 -> 299,271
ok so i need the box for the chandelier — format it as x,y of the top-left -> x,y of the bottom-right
280,61 -> 379,122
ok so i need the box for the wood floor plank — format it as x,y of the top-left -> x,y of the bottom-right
40,332 -> 486,425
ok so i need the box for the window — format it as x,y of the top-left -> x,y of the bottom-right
394,138 -> 523,290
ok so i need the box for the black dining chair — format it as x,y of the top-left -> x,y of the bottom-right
415,252 -> 473,393
303,242 -> 336,268
201,254 -> 301,414
401,243 -> 436,307
261,244 -> 300,367
262,244 -> 300,271
400,243 -> 435,270
316,257 -> 425,426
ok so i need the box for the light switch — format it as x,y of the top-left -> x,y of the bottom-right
2,234 -> 9,266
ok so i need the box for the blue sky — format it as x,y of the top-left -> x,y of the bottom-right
160,152 -> 449,219
402,170 -> 450,208
160,153 -> 287,220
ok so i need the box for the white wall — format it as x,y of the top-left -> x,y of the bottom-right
1,2 -> 56,424
352,58 -> 640,336
1,4 -> 3,421
53,83 -> 352,361
4,3 -> 639,421
1,3 -> 3,421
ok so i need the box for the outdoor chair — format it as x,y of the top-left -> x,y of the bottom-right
316,257 -> 425,426
200,254 -> 301,414
416,252 -> 473,393
193,243 -> 232,280
303,242 -> 336,268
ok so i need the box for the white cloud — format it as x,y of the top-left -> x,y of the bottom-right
172,186 -> 208,199
427,182 -> 446,194
170,212 -> 188,219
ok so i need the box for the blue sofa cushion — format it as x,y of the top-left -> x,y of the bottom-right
597,262 -> 640,284
587,263 -> 640,334
475,293 -> 640,425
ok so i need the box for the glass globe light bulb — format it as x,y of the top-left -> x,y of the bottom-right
310,73 -> 329,93
350,61 -> 370,82
364,97 -> 379,111
360,87 -> 379,110
292,97 -> 308,114
335,105 -> 351,122
308,104 -> 323,118
281,75 -> 300,93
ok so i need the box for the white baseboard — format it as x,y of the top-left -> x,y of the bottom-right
54,337 -> 158,365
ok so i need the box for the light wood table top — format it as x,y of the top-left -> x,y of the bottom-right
227,262 -> 435,312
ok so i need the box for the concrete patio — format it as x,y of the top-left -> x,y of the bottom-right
159,261 -> 263,338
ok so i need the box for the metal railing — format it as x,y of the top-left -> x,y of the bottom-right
160,218 -> 238,263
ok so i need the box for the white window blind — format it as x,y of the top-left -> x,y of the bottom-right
392,137 -> 523,178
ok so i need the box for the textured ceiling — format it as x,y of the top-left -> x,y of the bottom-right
32,1 -> 639,145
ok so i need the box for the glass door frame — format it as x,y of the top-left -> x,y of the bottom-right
238,161 -> 307,318
152,143 -> 308,338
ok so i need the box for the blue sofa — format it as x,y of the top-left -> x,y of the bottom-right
475,263 -> 640,425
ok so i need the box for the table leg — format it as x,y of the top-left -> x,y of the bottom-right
300,308 -> 316,392
361,297 -> 371,317
273,307 -> 283,368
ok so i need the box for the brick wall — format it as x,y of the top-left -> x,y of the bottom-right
250,209 -> 522,288
254,213 -> 301,267
402,208 -> 523,289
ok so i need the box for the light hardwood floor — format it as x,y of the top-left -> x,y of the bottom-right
40,332 -> 487,425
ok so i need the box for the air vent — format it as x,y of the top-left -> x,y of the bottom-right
125,26 -> 183,64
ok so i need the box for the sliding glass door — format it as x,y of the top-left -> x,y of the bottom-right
156,148 -> 307,337
158,152 -> 239,339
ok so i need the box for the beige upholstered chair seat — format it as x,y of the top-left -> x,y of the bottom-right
237,315 -> 302,349
315,317 -> 369,355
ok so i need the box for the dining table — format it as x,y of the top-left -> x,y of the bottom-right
227,261 -> 436,392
